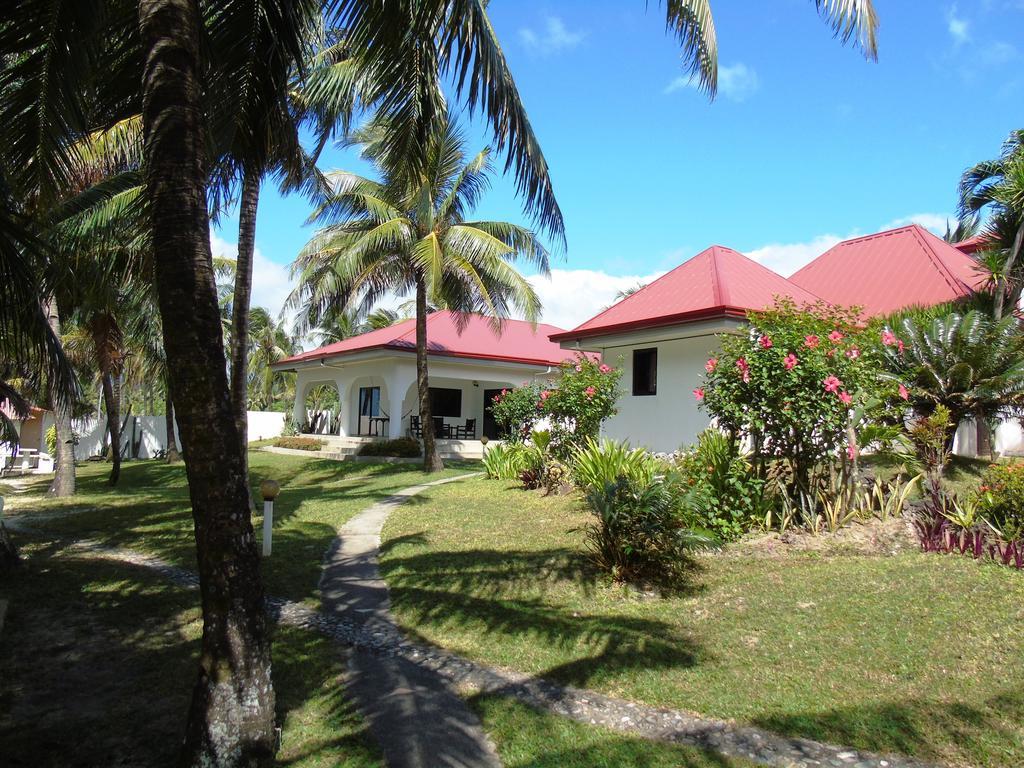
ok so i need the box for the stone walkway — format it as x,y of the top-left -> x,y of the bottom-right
12,483 -> 940,768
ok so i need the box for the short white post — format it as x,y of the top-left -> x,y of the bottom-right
259,479 -> 281,557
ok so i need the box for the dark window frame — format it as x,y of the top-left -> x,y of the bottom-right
632,347 -> 658,396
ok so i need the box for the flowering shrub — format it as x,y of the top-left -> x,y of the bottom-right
539,356 -> 622,456
491,382 -> 544,442
699,299 -> 904,495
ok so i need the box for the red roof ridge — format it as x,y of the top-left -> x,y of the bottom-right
906,224 -> 972,296
708,246 -> 726,306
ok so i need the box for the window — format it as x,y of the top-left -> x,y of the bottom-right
632,348 -> 657,396
429,387 -> 463,417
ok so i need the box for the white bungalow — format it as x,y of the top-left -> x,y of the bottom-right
273,311 -> 583,451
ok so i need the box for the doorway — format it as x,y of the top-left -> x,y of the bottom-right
357,386 -> 382,436
482,388 -> 503,440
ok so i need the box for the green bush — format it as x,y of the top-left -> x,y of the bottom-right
273,436 -> 324,451
570,438 -> 658,494
978,462 -> 1024,541
490,383 -> 544,443
673,430 -> 769,541
482,443 -> 531,480
45,424 -> 57,456
357,437 -> 422,458
582,474 -> 716,587
541,356 -> 623,456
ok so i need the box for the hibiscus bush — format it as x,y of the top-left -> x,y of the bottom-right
540,356 -> 622,456
491,382 -> 544,442
698,299 -> 907,497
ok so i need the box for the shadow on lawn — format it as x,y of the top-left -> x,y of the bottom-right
381,540 -> 704,689
0,541 -> 382,768
754,692 -> 1024,766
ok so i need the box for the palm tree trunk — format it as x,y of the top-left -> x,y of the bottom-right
0,519 -> 18,574
230,170 -> 260,474
45,299 -> 75,497
994,220 -> 1024,320
139,1 -> 275,765
416,276 -> 443,472
101,371 -> 121,485
165,387 -> 180,462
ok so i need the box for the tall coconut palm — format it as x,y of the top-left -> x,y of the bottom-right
247,307 -> 295,410
959,130 -> 1024,320
292,115 -> 550,471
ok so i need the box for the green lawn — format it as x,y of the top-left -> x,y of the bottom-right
380,476 -> 1024,768
0,536 -> 383,767
3,452 -> 474,603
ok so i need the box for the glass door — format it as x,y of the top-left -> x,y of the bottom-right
357,386 -> 381,436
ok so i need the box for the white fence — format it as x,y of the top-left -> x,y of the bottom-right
26,410 -> 288,460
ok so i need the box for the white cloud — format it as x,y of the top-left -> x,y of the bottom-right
881,212 -> 954,234
519,16 -> 586,55
528,268 -> 665,330
948,5 -> 970,45
664,62 -> 759,102
210,232 -> 295,323
746,234 -> 846,277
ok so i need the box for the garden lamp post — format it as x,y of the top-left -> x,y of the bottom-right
260,479 -> 281,556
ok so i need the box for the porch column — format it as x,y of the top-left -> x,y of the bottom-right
386,364 -> 416,439
292,373 -> 308,430
335,376 -> 352,437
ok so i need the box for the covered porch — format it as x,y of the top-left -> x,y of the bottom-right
290,354 -> 547,442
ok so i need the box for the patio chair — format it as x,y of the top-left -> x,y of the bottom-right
455,418 -> 476,439
409,416 -> 422,438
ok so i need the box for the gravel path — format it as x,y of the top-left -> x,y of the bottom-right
13,479 -> 941,768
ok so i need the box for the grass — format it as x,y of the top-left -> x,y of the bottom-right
380,476 -> 1024,768
0,536 -> 382,767
469,694 -> 756,768
3,452 -> 475,603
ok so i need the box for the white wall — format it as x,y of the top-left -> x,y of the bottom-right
597,335 -> 720,453
954,416 -> 1024,458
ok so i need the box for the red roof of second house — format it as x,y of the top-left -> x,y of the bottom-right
549,245 -> 822,342
276,311 -> 588,368
953,234 -> 989,255
789,224 -> 987,317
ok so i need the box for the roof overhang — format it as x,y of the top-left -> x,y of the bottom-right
548,306 -> 750,347
273,344 -> 573,373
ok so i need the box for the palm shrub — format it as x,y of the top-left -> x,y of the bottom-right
582,473 -> 716,587
570,437 -> 659,494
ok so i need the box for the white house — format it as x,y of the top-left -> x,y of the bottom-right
273,311 -> 584,443
552,225 -> 1023,456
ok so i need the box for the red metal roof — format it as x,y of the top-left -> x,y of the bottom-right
789,224 -> 987,317
549,245 -> 822,342
276,311 -> 587,368
953,234 -> 989,255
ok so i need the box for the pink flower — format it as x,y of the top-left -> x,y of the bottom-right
846,347 -> 860,359
693,387 -> 705,401
826,348 -> 835,358
599,364 -> 612,373
575,364 -> 583,372
804,335 -> 820,349
847,442 -> 857,461
881,329 -> 897,346
829,330 -> 844,343
898,384 -> 909,401
759,335 -> 773,349
838,390 -> 853,405
742,370 -> 750,383
705,357 -> 718,373
897,339 -> 905,354
823,375 -> 843,393
540,390 -> 551,400
585,386 -> 596,398
783,353 -> 799,370
736,357 -> 750,383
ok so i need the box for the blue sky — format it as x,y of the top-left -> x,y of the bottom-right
213,0 -> 1023,331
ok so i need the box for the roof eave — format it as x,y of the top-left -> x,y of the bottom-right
548,306 -> 749,343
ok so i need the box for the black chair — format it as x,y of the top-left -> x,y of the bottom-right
432,417 -> 447,438
456,418 -> 476,439
409,416 -> 422,438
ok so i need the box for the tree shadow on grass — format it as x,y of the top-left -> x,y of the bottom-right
754,692 -> 1024,767
381,541 -> 706,690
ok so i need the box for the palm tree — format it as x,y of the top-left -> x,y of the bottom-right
293,115 -> 550,471
884,310 -> 1024,451
959,130 -> 1024,320
247,308 -> 295,410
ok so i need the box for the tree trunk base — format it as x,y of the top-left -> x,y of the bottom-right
0,523 -> 20,575
165,447 -> 181,463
